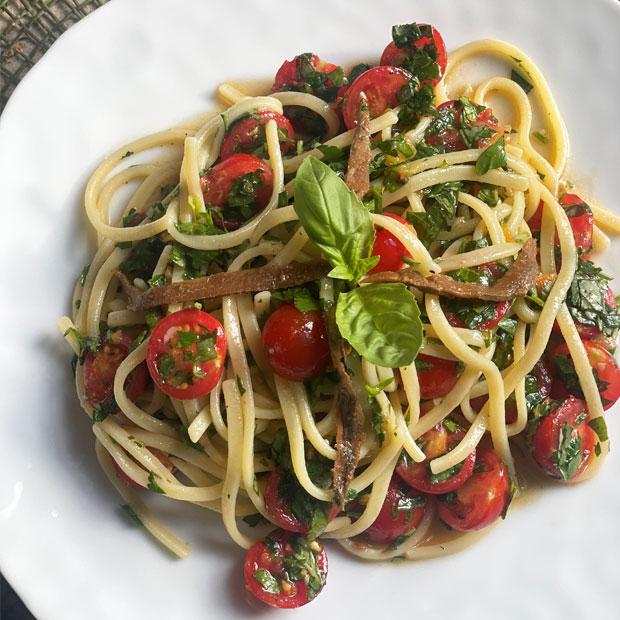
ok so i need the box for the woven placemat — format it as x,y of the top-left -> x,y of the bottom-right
1,3 -> 108,617
1,0 -> 108,111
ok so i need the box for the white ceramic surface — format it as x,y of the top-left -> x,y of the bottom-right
1,0 -> 620,618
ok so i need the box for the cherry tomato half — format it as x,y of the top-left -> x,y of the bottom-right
272,53 -> 343,102
146,309 -> 226,400
262,303 -> 330,382
343,65 -> 412,129
264,469 -> 307,534
397,421 -> 475,494
380,24 -> 447,86
416,353 -> 460,400
369,213 -> 412,274
84,330 -> 147,407
529,396 -> 597,480
436,448 -> 511,531
220,111 -> 295,160
201,153 -> 273,230
361,475 -> 430,545
244,530 -> 328,608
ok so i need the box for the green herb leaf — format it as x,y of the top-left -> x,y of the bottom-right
588,417 -> 609,442
476,136 -> 507,175
147,472 -> 165,494
510,69 -> 533,94
365,377 -> 395,398
335,283 -> 423,367
293,157 -> 378,282
551,424 -> 582,480
120,504 -> 143,526
253,569 -> 280,594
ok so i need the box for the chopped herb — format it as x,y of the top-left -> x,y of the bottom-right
147,472 -> 165,494
552,423 -> 582,480
79,264 -> 90,286
121,150 -> 134,159
119,237 -> 165,281
147,273 -> 166,288
532,130 -> 549,144
236,376 -> 246,396
588,417 -> 609,442
271,286 -> 321,313
253,568 -> 280,594
120,504 -> 142,526
510,69 -> 533,94
92,398 -> 117,423
365,377 -> 394,397
476,136 -> 507,175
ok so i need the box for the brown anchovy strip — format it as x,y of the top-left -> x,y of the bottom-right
363,238 -> 538,302
115,260 -> 331,311
324,303 -> 364,508
345,92 -> 372,199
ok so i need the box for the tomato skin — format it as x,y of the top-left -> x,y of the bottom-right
446,299 -> 511,331
436,448 -> 510,532
201,153 -> 273,229
146,309 -> 226,401
380,24 -> 447,86
416,354 -> 459,400
264,469 -> 307,534
397,422 -> 475,494
244,530 -> 328,609
530,397 -> 597,480
262,304 -> 330,382
84,331 -> 147,407
549,340 -> 620,410
342,65 -> 412,129
220,111 -> 295,160
361,475 -> 429,545
368,213 -> 412,274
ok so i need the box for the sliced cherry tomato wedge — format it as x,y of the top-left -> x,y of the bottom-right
244,530 -> 328,608
529,397 -> 597,480
220,111 -> 295,160
425,99 -> 499,152
84,330 -> 147,409
549,339 -> 620,410
436,448 -> 510,531
397,421 -> 475,494
361,475 -> 430,545
113,448 -> 175,488
146,309 -> 226,400
415,354 -> 460,400
262,303 -> 330,382
201,153 -> 273,230
380,23 -> 447,85
272,53 -> 344,102
446,299 -> 511,331
368,213 -> 412,274
342,65 -> 412,129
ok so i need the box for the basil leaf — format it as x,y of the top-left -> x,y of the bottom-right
335,283 -> 423,367
253,569 -> 280,594
588,417 -> 609,442
475,136 -> 507,175
294,157 -> 378,282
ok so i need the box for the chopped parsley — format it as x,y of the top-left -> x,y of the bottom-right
552,424 -> 583,480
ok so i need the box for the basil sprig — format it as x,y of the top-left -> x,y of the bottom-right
336,284 -> 422,367
294,157 -> 379,282
476,136 -> 507,175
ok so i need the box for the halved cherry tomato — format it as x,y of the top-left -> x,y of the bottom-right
368,213 -> 412,274
426,99 -> 499,152
529,397 -> 597,480
146,309 -> 226,400
527,193 -> 594,255
380,24 -> 447,86
549,339 -> 620,410
113,448 -> 175,489
244,530 -> 328,608
272,53 -> 343,102
446,299 -> 511,331
220,111 -> 295,160
397,421 -> 475,494
84,330 -> 147,407
201,153 -> 273,229
262,303 -> 330,382
342,65 -> 412,129
361,475 -> 430,545
436,448 -> 511,531
416,354 -> 459,400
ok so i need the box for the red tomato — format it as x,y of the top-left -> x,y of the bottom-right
264,469 -> 307,534
84,331 -> 147,407
436,448 -> 510,531
272,53 -> 342,101
244,530 -> 328,608
416,354 -> 460,400
397,421 -> 475,494
446,299 -> 511,331
262,304 -> 330,382
380,24 -> 447,85
146,309 -> 226,400
114,448 -> 175,488
530,397 -> 597,480
549,340 -> 620,410
368,213 -> 412,274
426,99 -> 499,152
342,65 -> 412,129
201,153 -> 273,229
220,111 -> 295,160
361,475 -> 430,545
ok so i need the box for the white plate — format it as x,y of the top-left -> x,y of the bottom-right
1,0 -> 620,618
